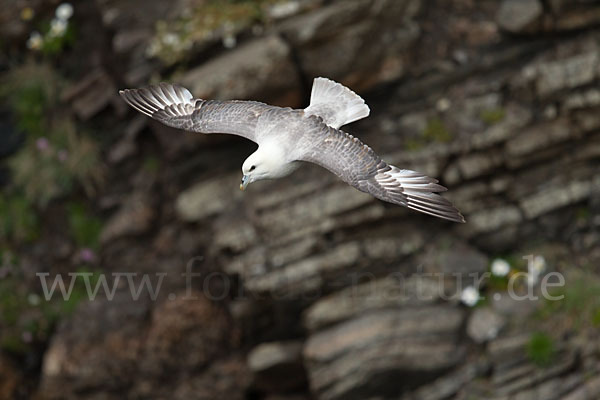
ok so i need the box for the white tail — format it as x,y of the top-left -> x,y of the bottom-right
304,77 -> 370,129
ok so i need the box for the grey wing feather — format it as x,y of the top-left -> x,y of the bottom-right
297,117 -> 465,223
119,83 -> 277,143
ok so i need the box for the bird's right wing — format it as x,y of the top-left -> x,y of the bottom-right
297,117 -> 465,223
119,83 -> 277,143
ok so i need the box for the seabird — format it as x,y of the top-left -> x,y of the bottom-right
119,77 -> 464,223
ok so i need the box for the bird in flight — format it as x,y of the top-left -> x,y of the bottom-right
119,78 -> 464,223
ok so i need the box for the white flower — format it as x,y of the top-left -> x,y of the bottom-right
56,3 -> 74,21
162,33 -> 179,47
491,258 -> 510,277
222,35 -> 237,49
436,97 -> 451,112
49,18 -> 68,37
531,255 -> 546,274
146,40 -> 160,57
26,31 -> 43,50
527,272 -> 538,287
461,286 -> 480,307
27,293 -> 41,306
269,1 -> 301,19
526,255 -> 547,286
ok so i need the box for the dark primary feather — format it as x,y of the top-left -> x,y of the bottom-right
297,116 -> 465,223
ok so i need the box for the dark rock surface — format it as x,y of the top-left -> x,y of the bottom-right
248,340 -> 306,393
37,291 -> 235,399
304,306 -> 465,400
1,0 -> 600,399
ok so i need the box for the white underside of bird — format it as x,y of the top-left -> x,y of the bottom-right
119,77 -> 465,223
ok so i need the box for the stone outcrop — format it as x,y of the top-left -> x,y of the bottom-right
37,292 -> 236,399
248,340 -> 307,393
304,306 -> 465,400
181,35 -> 302,107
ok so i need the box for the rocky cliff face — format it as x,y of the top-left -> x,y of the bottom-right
1,0 -> 600,399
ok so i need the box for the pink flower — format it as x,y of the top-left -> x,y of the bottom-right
22,331 -> 33,343
36,137 -> 49,151
79,248 -> 97,263
57,149 -> 68,162
0,265 -> 11,279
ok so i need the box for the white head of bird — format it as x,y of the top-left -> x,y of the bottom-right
240,143 -> 300,190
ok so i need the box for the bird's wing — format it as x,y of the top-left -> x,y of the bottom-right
296,117 -> 465,223
119,83 -> 278,143
304,77 -> 370,129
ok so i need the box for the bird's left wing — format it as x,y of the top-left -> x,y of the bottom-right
296,117 -> 465,223
119,83 -> 277,143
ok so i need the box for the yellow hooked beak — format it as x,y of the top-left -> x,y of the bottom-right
240,175 -> 249,191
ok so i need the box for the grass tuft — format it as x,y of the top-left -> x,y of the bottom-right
480,108 -> 506,125
527,332 -> 556,367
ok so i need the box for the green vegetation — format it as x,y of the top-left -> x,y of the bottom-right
593,309 -> 600,327
3,64 -> 103,206
527,332 -> 556,367
143,156 -> 160,173
576,207 -> 591,222
0,0 -> 110,358
404,117 -> 453,151
0,194 -> 40,243
24,3 -> 76,56
423,117 -> 452,143
60,267 -> 103,315
0,260 -> 102,355
0,64 -> 56,135
67,202 -> 103,250
537,273 -> 600,330
488,273 -> 509,291
404,138 -> 425,151
0,58 -> 105,352
8,122 -> 102,207
480,108 -> 506,125
0,269 -> 55,354
148,0 -> 285,64
39,21 -> 76,56
0,63 -> 103,245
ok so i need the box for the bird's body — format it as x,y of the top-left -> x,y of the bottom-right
120,78 -> 465,223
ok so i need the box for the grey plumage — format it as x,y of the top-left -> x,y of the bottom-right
119,79 -> 465,223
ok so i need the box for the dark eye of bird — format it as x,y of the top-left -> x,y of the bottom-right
250,165 -> 256,171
